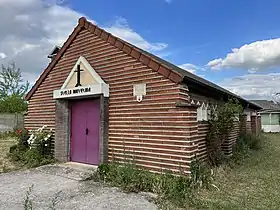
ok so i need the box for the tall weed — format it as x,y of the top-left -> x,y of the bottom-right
96,160 -> 213,208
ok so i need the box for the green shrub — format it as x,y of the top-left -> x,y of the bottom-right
98,163 -> 154,192
27,125 -> 53,157
235,134 -> 262,152
230,134 -> 263,165
0,130 -> 17,139
206,99 -> 243,166
8,144 -> 28,162
9,144 -> 19,154
244,134 -> 263,150
154,171 -> 192,206
8,146 -> 54,168
190,159 -> 215,189
235,135 -> 250,153
96,161 -> 213,208
23,149 -> 45,168
15,128 -> 29,146
8,125 -> 55,169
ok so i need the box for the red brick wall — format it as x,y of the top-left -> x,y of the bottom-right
251,115 -> 257,135
222,121 -> 240,155
246,121 -> 252,134
196,122 -> 209,160
240,114 -> 261,136
197,121 -> 241,158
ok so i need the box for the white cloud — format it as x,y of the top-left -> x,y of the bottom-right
104,17 -> 167,52
179,63 -> 205,74
0,0 -> 168,85
0,53 -> 6,59
207,58 -> 222,68
207,38 -> 280,72
0,0 -> 82,84
220,73 -> 280,99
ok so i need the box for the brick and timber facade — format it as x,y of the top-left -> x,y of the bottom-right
25,17 -> 262,173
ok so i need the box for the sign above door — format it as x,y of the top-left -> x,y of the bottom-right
53,56 -> 109,99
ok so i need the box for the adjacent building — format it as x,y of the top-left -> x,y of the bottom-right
251,100 -> 280,133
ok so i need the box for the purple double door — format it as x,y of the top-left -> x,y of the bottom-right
70,99 -> 100,165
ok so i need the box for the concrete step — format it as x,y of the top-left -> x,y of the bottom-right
36,162 -> 98,181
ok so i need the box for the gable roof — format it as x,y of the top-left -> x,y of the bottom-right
25,17 -> 261,110
250,100 -> 280,111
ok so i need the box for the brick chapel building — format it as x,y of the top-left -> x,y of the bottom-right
25,17 -> 262,173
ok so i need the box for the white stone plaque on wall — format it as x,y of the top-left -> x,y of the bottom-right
133,83 -> 146,96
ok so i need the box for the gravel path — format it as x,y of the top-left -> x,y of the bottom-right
0,165 -> 158,210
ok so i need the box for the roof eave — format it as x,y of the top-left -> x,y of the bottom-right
183,76 -> 262,110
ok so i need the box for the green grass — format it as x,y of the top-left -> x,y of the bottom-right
0,136 -> 17,172
195,134 -> 280,210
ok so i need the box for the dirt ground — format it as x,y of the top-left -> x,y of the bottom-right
0,164 -> 158,210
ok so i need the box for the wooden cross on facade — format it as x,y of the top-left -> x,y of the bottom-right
74,64 -> 84,87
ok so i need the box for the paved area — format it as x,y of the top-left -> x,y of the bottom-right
0,164 -> 158,210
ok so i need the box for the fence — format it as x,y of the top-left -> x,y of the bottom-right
0,113 -> 24,132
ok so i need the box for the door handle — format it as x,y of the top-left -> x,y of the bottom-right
86,128 -> 89,135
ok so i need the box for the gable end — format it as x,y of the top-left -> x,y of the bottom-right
25,17 -> 184,100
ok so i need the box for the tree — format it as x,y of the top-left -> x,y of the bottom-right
0,62 -> 30,113
272,92 -> 280,105
0,94 -> 28,113
0,62 -> 30,98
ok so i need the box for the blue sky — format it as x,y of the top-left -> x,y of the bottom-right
70,0 -> 280,99
69,0 -> 280,78
1,0 -> 280,100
